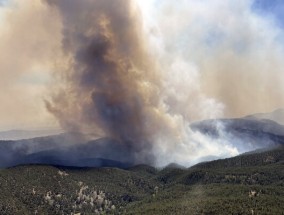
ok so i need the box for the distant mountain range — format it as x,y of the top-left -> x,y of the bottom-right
0,129 -> 62,140
245,108 -> 284,125
190,117 -> 284,155
0,116 -> 283,169
0,133 -> 134,168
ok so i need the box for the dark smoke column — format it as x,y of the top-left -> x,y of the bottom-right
45,0 -> 161,165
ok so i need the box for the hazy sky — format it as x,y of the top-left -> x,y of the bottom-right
0,0 -> 283,131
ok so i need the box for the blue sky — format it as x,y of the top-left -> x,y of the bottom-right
252,0 -> 284,28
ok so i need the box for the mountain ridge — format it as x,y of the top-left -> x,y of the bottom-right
245,108 -> 284,125
0,117 -> 284,168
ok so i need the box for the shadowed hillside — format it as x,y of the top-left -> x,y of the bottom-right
0,118 -> 284,169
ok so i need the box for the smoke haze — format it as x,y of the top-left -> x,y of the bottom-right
0,0 -> 284,166
0,0 -> 61,130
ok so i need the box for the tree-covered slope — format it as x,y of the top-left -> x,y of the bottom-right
0,146 -> 283,215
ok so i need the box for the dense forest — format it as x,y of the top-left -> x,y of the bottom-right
0,145 -> 283,214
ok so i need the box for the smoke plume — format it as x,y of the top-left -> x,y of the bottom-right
45,0 -> 170,165
1,0 -> 284,166
44,0 -> 284,166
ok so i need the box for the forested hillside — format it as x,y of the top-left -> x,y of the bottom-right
0,146 -> 283,214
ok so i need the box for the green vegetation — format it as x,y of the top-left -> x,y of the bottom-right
0,146 -> 283,214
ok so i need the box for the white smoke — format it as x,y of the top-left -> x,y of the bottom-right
136,0 -> 284,166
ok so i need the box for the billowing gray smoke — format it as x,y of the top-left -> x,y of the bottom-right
45,0 -> 163,165
41,0 -> 284,167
